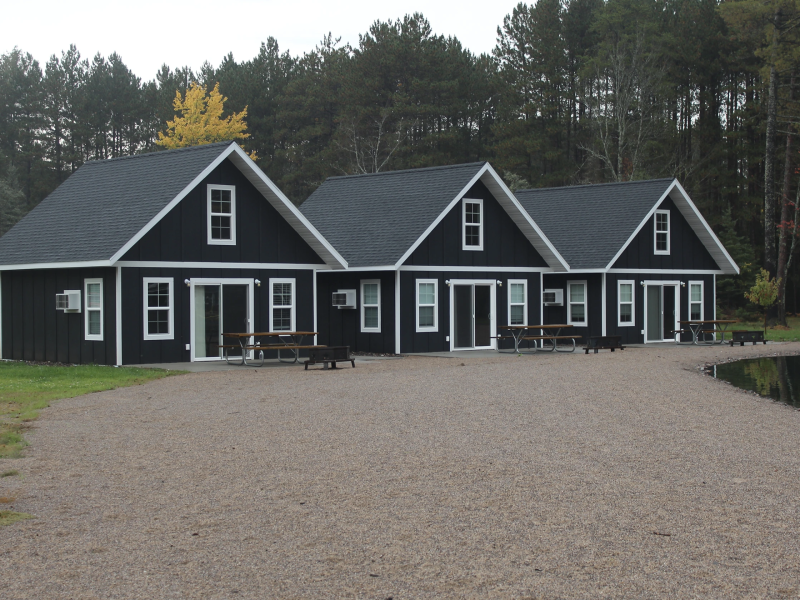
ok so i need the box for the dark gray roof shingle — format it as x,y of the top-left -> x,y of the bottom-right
515,179 -> 674,270
0,142 -> 232,265
300,163 -> 486,267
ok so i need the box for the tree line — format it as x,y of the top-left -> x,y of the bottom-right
1,0 -> 799,316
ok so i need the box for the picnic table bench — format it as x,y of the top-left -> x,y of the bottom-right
222,331 -> 321,366
497,324 -> 581,353
729,330 -> 766,346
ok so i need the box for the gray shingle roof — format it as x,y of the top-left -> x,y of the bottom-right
515,179 -> 674,270
0,142 -> 232,266
300,163 -> 486,268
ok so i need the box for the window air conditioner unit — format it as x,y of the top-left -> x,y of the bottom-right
56,290 -> 82,312
543,289 -> 564,306
332,289 -> 356,309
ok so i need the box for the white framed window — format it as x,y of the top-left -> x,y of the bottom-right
462,198 -> 483,251
207,184 -> 236,245
84,278 -> 103,341
416,279 -> 438,332
270,278 -> 295,332
618,280 -> 635,327
508,279 -> 527,326
689,281 -> 703,321
654,209 -> 669,254
143,277 -> 174,340
567,280 -> 587,326
361,279 -> 381,332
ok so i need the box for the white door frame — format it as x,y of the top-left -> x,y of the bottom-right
643,280 -> 680,343
448,279 -> 497,351
189,277 -> 255,361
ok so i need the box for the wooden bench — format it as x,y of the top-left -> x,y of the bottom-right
304,346 -> 355,370
584,335 -> 625,354
729,330 -> 766,346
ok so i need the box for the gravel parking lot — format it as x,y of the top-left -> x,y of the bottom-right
2,343 -> 800,599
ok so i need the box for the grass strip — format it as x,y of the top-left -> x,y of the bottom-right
734,316 -> 800,342
0,362 -> 178,458
0,510 -> 34,527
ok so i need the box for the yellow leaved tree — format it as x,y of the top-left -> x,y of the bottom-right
157,82 -> 255,158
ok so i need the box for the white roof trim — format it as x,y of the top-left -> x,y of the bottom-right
481,164 -> 569,271
393,163 -> 569,271
109,143 -> 237,263
108,143 -> 347,269
226,146 -> 347,268
603,180 -> 739,275
0,260 -> 112,271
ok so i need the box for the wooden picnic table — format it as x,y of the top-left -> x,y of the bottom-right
222,331 -> 321,366
496,324 -> 579,353
677,320 -> 738,345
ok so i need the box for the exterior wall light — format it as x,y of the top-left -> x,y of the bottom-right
255,279 -> 262,287
184,279 -> 191,287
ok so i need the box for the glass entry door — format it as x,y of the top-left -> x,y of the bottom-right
452,283 -> 494,350
192,280 -> 252,360
645,284 -> 678,343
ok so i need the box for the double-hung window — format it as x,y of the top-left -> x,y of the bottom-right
361,280 -> 381,332
84,278 -> 103,341
208,184 -> 236,245
143,277 -> 174,340
567,281 -> 587,326
270,278 -> 295,331
654,209 -> 669,254
618,280 -> 634,326
508,280 -> 527,326
462,198 -> 483,250
416,279 -> 437,332
689,281 -> 703,321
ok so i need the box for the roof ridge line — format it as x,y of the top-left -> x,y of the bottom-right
325,162 -> 486,181
83,141 -> 235,165
517,178 -> 674,193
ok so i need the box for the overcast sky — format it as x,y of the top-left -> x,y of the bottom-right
3,0 -> 515,81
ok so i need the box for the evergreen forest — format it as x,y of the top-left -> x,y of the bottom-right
1,0 -> 799,316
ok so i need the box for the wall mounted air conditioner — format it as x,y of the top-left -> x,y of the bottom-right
332,289 -> 356,309
543,289 -> 564,306
56,290 -> 82,312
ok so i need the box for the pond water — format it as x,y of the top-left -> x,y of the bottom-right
711,355 -> 800,408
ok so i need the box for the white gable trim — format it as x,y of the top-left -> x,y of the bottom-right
603,180 -> 739,275
393,163 -> 569,271
108,143 -> 347,269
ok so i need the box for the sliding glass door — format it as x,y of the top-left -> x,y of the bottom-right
450,281 -> 496,350
190,279 -> 254,361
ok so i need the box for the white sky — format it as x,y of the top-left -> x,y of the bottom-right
2,0 -> 515,81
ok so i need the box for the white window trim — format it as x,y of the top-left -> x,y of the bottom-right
416,279 -> 438,332
207,184 -> 236,246
654,209 -> 670,255
84,278 -> 103,341
269,278 -> 296,332
462,198 -> 484,251
507,279 -> 527,326
361,279 -> 381,333
689,280 -> 704,321
567,280 -> 588,326
617,279 -> 635,327
143,277 -> 174,340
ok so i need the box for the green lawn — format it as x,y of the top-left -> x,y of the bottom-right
730,315 -> 800,342
0,362 -> 177,458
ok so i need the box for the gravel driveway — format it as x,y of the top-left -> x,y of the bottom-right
2,344 -> 800,599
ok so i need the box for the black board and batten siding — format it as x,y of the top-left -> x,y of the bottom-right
541,273 -> 603,342
405,181 -> 549,268
121,159 -> 324,265
121,267 -> 315,364
399,271 -> 542,353
1,268 -> 117,364
604,272 -> 716,345
611,197 -> 718,270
